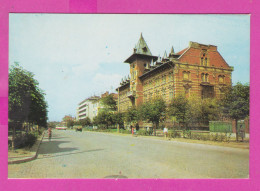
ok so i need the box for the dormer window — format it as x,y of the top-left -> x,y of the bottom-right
142,47 -> 147,52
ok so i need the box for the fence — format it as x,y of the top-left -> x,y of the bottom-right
209,121 -> 233,133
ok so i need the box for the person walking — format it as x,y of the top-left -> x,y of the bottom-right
48,127 -> 52,141
163,127 -> 168,139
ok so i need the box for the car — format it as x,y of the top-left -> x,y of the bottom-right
74,125 -> 83,132
56,126 -> 67,130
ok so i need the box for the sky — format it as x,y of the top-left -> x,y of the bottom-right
9,14 -> 250,121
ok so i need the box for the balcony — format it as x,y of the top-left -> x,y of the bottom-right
127,91 -> 136,98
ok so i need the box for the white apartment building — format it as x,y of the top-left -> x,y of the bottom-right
76,96 -> 100,121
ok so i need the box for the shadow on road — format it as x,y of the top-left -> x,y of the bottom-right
38,149 -> 105,159
39,140 -> 78,155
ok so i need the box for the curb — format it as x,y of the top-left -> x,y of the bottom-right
8,131 -> 45,165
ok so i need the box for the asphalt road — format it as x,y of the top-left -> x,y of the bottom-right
8,130 -> 249,178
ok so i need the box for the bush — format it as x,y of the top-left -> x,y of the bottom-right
168,130 -> 182,138
183,130 -> 191,139
13,133 -> 37,149
119,129 -> 132,134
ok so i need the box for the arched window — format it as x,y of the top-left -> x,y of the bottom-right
205,74 -> 209,82
201,73 -> 209,82
201,50 -> 208,66
201,73 -> 205,82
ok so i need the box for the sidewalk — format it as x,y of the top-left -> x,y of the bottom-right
8,131 -> 45,164
86,130 -> 249,150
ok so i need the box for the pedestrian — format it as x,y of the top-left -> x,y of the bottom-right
163,127 -> 168,138
130,125 -> 133,136
136,123 -> 139,131
48,127 -> 52,141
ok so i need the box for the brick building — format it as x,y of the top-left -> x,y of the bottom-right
116,33 -> 233,113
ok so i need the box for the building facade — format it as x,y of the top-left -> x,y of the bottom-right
116,33 -> 233,113
76,96 -> 100,121
76,92 -> 118,121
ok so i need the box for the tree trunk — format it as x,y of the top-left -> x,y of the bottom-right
12,124 -> 16,151
235,119 -> 238,142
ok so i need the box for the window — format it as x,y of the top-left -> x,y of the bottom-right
183,71 -> 190,81
201,73 -> 205,81
202,73 -> 209,82
201,50 -> 208,66
205,74 -> 209,82
218,75 -> 225,83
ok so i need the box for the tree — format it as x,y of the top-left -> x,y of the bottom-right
186,96 -> 220,127
9,63 -> 48,149
79,117 -> 91,127
139,98 -> 166,135
220,82 -> 249,141
124,107 -> 139,125
94,111 -> 115,129
168,95 -> 189,127
113,112 -> 124,129
100,94 -> 117,111
63,115 -> 75,128
67,120 -> 75,128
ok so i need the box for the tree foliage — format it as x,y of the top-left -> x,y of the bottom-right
220,82 -> 249,120
220,83 -> 249,141
9,63 -> 48,127
187,96 -> 220,125
113,112 -> 124,128
139,98 -> 166,129
168,95 -> 189,124
93,111 -> 115,128
79,117 -> 91,127
100,94 -> 117,111
124,107 -> 139,124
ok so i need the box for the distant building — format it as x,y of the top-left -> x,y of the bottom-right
116,33 -> 233,112
76,96 -> 100,121
76,92 -> 118,121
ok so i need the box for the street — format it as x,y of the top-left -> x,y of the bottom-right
8,130 -> 249,178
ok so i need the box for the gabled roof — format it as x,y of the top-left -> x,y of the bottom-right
176,42 -> 232,69
176,48 -> 189,55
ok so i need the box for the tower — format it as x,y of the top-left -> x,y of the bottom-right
124,33 -> 158,107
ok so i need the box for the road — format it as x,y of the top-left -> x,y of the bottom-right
8,130 -> 249,178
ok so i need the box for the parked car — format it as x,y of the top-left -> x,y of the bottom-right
74,125 -> 83,132
56,126 -> 67,130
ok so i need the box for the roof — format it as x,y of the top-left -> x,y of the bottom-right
177,43 -> 231,69
125,33 -> 157,63
134,33 -> 152,56
116,81 -> 130,91
139,61 -> 174,80
176,48 -> 188,55
78,96 -> 100,105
